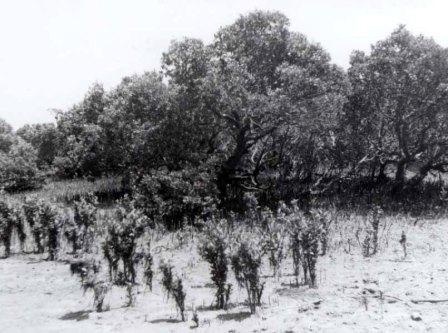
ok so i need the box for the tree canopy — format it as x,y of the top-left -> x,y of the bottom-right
344,25 -> 448,187
4,12 -> 448,214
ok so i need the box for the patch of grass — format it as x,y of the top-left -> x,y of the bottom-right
8,176 -> 125,204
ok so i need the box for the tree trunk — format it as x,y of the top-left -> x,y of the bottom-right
393,160 -> 406,193
376,163 -> 387,183
395,161 -> 406,184
216,128 -> 249,210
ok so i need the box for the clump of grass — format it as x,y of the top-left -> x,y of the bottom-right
11,176 -> 124,204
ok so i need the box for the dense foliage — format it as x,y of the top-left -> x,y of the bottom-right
2,11 -> 448,219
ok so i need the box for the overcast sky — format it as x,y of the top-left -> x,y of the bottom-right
1,0 -> 447,129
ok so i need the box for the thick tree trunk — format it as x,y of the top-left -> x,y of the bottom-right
376,163 -> 388,183
217,127 -> 249,210
393,160 -> 406,193
395,160 -> 406,184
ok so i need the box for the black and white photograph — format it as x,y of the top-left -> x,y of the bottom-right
1,1 -> 448,332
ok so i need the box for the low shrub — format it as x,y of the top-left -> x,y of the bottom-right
11,206 -> 27,251
143,251 -> 154,291
0,140 -> 43,192
102,201 -> 147,284
309,208 -> 334,256
231,241 -> 264,314
93,281 -> 110,312
289,207 -> 322,288
73,259 -> 109,312
370,205 -> 382,255
134,168 -> 217,230
198,220 -> 231,309
125,283 -> 136,307
299,220 -> 320,288
0,198 -> 15,257
22,196 -> 44,253
37,202 -> 60,260
64,194 -> 98,253
0,197 -> 28,257
160,262 -> 186,321
259,206 -> 289,277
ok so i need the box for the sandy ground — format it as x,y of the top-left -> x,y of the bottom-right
2,217 -> 448,332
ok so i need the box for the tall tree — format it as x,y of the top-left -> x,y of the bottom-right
0,118 -> 15,154
345,26 -> 448,187
54,83 -> 106,177
99,71 -> 169,173
201,11 -> 347,208
16,123 -> 58,168
0,138 -> 42,192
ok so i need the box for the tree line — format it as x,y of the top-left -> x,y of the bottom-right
2,11 -> 448,214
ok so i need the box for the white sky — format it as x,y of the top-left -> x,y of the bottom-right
1,0 -> 447,129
